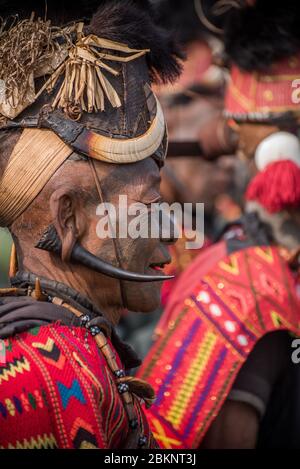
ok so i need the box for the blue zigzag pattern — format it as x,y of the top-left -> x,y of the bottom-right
57,379 -> 86,409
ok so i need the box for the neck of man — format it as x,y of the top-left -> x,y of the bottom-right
245,201 -> 300,252
15,240 -> 123,325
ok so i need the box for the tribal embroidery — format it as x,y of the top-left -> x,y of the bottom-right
0,388 -> 47,418
2,433 -> 58,449
70,418 -> 98,449
32,337 -> 66,369
57,379 -> 86,409
0,355 -> 30,384
0,324 -> 154,448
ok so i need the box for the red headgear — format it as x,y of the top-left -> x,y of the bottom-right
225,56 -> 300,122
224,51 -> 300,213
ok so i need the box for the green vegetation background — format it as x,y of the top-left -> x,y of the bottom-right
0,228 -> 12,287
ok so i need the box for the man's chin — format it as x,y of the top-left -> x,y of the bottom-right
125,286 -> 162,313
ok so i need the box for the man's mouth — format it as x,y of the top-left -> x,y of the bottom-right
148,259 -> 171,274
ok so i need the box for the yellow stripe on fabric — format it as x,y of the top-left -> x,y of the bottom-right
4,433 -> 57,449
166,330 -> 217,429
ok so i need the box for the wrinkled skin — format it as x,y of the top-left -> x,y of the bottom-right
11,155 -> 173,325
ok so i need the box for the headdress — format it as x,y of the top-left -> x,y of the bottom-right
0,0 -> 181,282
221,0 -> 300,213
224,58 -> 300,123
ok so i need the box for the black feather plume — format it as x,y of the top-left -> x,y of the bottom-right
223,0 -> 300,71
87,0 -> 183,84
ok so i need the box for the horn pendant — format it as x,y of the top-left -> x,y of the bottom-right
36,225 -> 173,283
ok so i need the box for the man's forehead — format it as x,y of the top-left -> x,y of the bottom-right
93,156 -> 160,194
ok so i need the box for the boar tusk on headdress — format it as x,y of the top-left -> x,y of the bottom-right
38,93 -> 166,164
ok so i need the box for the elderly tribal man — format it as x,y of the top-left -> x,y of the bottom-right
0,0 -> 181,449
138,0 -> 300,449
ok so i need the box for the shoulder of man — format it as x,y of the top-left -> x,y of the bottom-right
0,320 -> 125,448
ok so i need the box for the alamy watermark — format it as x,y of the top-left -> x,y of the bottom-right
291,338 -> 300,363
95,196 -> 205,249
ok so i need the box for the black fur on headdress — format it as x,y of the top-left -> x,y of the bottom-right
222,0 -> 300,72
86,0 -> 183,84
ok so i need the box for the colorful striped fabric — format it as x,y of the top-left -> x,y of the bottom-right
0,323 -> 156,449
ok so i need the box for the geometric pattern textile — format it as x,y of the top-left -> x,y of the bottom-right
0,324 -> 156,448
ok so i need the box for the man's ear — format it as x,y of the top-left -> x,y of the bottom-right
50,188 -> 86,262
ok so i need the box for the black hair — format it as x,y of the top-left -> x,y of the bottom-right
223,0 -> 300,72
154,0 -> 207,46
87,0 -> 183,83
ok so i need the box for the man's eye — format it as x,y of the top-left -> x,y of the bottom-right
141,196 -> 163,206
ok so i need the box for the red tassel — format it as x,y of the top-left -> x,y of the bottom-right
246,160 -> 300,213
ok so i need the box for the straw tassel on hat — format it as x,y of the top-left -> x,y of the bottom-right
246,132 -> 300,213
